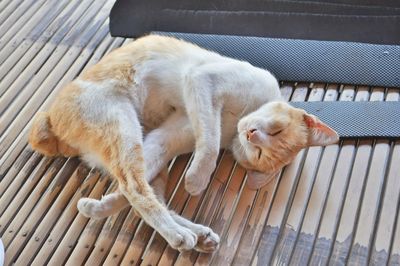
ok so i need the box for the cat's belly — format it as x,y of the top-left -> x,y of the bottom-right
140,92 -> 179,131
82,153 -> 105,170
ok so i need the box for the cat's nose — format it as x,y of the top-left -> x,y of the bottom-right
247,128 -> 258,141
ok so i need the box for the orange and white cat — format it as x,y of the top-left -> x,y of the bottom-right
29,35 -> 338,252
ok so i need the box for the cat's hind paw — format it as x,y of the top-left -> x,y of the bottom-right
195,227 -> 220,253
77,197 -> 108,219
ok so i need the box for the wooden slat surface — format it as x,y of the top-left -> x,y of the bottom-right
1,1 -> 400,265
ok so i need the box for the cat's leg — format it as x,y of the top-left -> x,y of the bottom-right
74,108 -> 197,251
79,178 -> 220,252
77,110 -> 219,251
78,112 -> 194,218
143,111 -> 195,184
183,75 -> 222,195
78,168 -> 168,219
77,191 -> 130,219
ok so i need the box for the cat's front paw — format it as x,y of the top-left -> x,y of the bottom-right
166,225 -> 198,252
185,169 -> 210,196
185,159 -> 215,195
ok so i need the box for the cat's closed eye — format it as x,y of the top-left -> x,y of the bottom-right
268,129 -> 283,136
266,118 -> 289,137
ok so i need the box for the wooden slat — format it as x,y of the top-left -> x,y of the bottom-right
47,174 -> 111,265
0,0 -> 25,26
119,154 -> 192,265
102,209 -> 140,265
138,155 -> 197,265
346,88 -> 391,265
301,86 -> 356,265
174,151 -> 237,265
0,0 -> 109,137
328,87 -> 380,265
308,140 -> 356,266
389,188 -> 400,265
31,170 -> 101,265
65,181 -> 117,265
1,2 -> 400,264
371,141 -> 400,265
309,85 -> 359,265
290,123 -> 339,265
328,140 -> 373,265
0,0 -> 46,47
368,89 -> 400,265
251,83 -> 309,265
0,0 -> 70,63
0,151 -> 39,210
84,208 -> 131,265
210,169 -> 257,265
14,163 -> 90,265
195,163 -> 247,265
0,12 -> 112,173
0,145 -> 32,193
289,85 -> 340,265
0,158 -> 65,238
0,0 -> 94,103
0,32 -> 114,186
4,158 -> 80,264
270,84 -> 326,265
231,83 -> 294,266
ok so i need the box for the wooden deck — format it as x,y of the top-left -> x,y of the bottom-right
1,0 -> 400,265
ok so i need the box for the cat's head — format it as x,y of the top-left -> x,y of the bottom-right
232,101 -> 338,189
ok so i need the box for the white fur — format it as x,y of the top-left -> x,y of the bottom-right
72,37 -> 341,252
136,44 -> 280,194
78,42 -> 281,194
75,37 -> 283,250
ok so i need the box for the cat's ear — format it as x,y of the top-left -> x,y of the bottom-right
304,114 -> 339,146
247,170 -> 277,189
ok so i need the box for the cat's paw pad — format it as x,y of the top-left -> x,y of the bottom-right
195,226 -> 220,253
184,171 -> 209,196
77,197 -> 105,219
168,226 -> 198,251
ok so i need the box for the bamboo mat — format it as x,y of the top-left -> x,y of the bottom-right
1,0 -> 400,265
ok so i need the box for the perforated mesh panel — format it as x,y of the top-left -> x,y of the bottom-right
291,101 -> 400,139
158,32 -> 400,88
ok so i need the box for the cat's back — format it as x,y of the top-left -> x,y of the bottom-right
133,35 -> 218,61
103,35 -> 220,67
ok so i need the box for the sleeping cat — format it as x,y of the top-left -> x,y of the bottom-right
29,35 -> 338,252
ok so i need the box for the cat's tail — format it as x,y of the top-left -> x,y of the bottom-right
29,112 -> 60,156
29,112 -> 80,157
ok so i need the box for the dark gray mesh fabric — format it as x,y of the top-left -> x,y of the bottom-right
290,101 -> 400,139
110,0 -> 400,45
158,32 -> 400,88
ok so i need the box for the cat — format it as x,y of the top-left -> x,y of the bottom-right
29,35 -> 338,252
